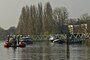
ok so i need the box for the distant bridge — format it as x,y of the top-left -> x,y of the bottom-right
30,33 -> 90,43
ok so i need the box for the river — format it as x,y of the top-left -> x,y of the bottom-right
0,41 -> 90,60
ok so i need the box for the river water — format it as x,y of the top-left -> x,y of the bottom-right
0,41 -> 90,60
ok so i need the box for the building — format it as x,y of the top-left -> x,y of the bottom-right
68,23 -> 87,33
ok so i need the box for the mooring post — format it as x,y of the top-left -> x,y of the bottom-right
17,34 -> 20,45
7,35 -> 9,42
66,33 -> 70,59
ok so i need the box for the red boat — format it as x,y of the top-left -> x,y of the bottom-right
4,40 -> 26,48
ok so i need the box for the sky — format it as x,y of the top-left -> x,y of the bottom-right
0,0 -> 90,30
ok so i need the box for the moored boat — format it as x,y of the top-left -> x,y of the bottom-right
4,40 -> 26,48
4,35 -> 26,48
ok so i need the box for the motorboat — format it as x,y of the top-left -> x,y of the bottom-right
20,36 -> 33,45
49,35 -> 65,44
4,40 -> 26,48
4,35 -> 26,48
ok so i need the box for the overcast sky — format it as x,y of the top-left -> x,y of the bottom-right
0,0 -> 90,30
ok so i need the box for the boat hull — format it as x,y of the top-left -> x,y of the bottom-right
4,43 -> 26,48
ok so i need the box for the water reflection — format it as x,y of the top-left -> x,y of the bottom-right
19,42 -> 66,60
0,41 -> 90,60
69,44 -> 90,60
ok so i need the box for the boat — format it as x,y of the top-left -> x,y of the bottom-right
4,40 -> 26,48
53,38 -> 65,44
4,35 -> 26,48
20,36 -> 33,45
49,35 -> 55,42
49,35 -> 65,44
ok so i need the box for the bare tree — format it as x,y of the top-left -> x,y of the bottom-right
53,7 -> 69,33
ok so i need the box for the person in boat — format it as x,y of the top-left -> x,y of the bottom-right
12,36 -> 17,46
7,35 -> 17,46
8,37 -> 13,45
